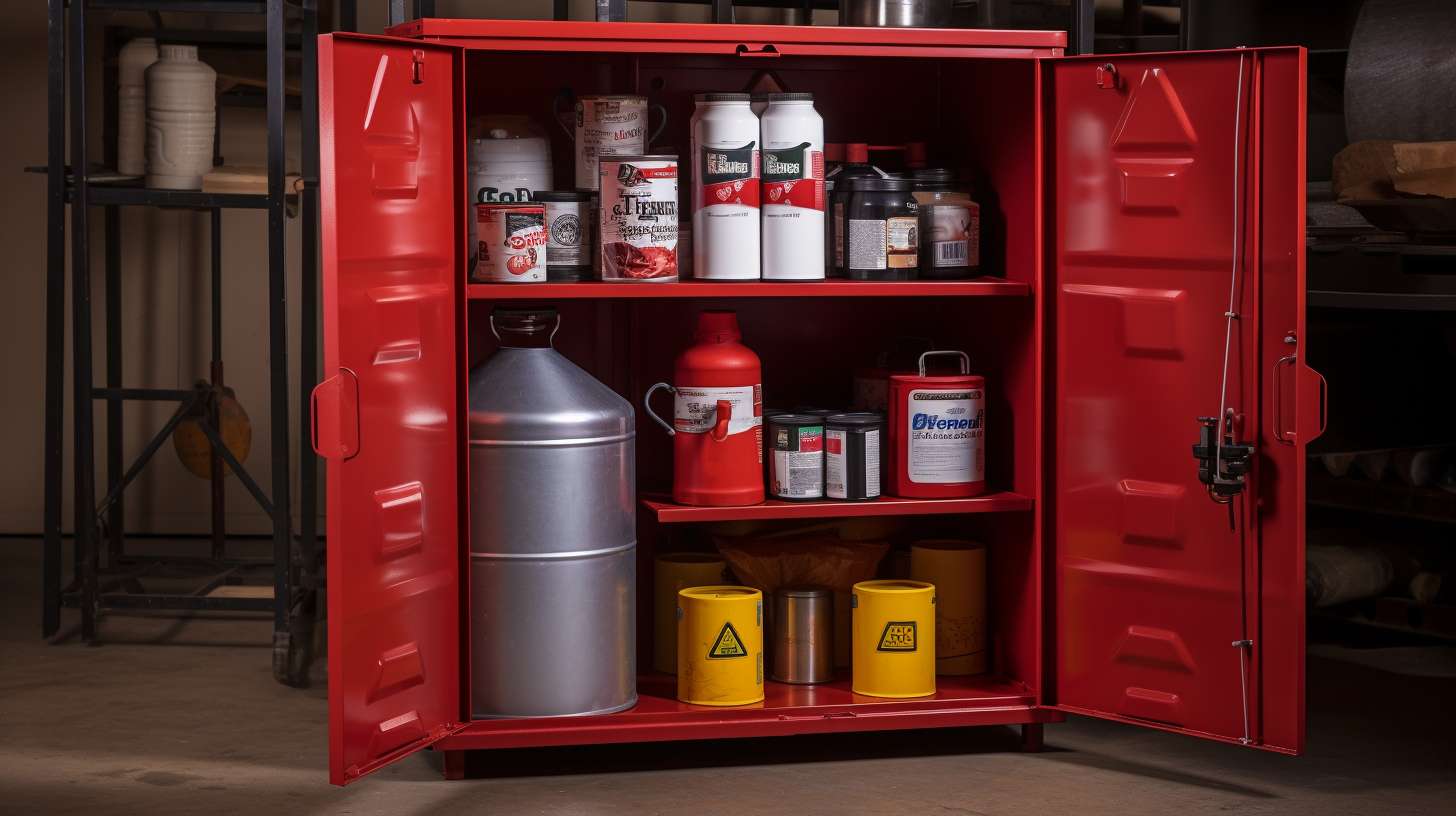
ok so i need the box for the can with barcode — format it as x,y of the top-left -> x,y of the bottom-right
766,413 -> 824,501
912,168 -> 979,280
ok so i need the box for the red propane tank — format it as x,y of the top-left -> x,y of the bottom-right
645,310 -> 764,506
887,351 -> 985,499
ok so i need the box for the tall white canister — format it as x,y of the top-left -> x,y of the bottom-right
467,130 -> 552,273
117,37 -> 158,176
691,93 -> 760,280
145,45 -> 216,190
761,92 -> 825,280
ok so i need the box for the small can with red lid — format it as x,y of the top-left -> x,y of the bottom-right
886,351 -> 985,499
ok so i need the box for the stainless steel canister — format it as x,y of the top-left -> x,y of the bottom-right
839,0 -> 951,27
770,586 -> 834,684
468,308 -> 637,718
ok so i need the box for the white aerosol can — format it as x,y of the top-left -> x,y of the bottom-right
761,93 -> 825,281
692,93 -> 760,280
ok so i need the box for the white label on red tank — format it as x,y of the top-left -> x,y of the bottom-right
907,388 -> 984,484
674,385 -> 762,437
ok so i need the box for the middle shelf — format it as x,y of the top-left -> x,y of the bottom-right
467,277 -> 1031,300
642,491 -> 1033,523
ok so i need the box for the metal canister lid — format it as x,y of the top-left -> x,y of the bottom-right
768,92 -> 815,102
826,411 -> 883,429
777,585 -> 832,599
853,177 -> 913,192
532,190 -> 594,202
696,92 -> 751,102
767,412 -> 822,427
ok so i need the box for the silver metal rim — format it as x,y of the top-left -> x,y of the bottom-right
470,541 -> 636,561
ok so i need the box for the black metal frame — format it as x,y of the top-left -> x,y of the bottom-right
41,0 -> 345,687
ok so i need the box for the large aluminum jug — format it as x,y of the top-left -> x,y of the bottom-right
468,308 -> 637,717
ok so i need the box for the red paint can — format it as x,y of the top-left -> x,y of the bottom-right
887,351 -> 985,499
644,311 -> 764,506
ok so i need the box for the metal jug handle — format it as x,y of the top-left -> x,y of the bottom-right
552,87 -> 576,140
918,350 -> 970,377
643,382 -> 676,436
488,311 -> 562,346
648,103 -> 669,148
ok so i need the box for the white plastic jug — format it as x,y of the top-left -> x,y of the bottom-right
145,44 -> 216,190
117,37 -> 157,176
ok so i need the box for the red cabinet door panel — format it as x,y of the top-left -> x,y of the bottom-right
318,33 -> 465,785
1048,48 -> 1314,753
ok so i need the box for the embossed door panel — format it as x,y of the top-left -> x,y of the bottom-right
1047,50 -> 1311,752
318,34 -> 464,785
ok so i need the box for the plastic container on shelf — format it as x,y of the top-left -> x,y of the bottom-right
851,579 -> 936,698
677,585 -> 764,706
144,45 -> 216,190
117,37 -> 157,176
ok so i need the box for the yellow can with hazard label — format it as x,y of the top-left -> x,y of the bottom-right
851,580 -> 936,698
677,586 -> 764,706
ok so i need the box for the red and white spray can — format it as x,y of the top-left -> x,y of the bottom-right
645,311 -> 764,506
887,351 -> 985,499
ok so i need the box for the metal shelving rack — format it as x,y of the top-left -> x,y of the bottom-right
42,0 -> 339,687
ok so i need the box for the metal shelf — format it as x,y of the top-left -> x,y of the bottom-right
75,182 -> 276,209
1308,469 -> 1456,526
468,278 -> 1031,300
642,491 -> 1033,523
91,1 -> 268,13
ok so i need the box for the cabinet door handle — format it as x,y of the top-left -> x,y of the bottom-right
735,43 -> 780,58
1273,353 -> 1297,445
311,368 -> 360,460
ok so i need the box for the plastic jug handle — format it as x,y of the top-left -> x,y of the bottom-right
643,383 -> 676,436
711,400 -> 732,442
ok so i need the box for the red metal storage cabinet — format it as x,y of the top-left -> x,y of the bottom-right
315,21 -> 1320,785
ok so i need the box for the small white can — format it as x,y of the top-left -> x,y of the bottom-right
473,203 -> 546,283
761,93 -> 825,281
599,155 -> 679,282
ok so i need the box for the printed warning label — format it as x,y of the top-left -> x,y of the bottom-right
877,621 -> 918,652
707,621 -> 749,659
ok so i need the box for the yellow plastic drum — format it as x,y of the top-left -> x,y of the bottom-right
911,540 -> 987,675
851,580 -> 936,698
677,586 -> 764,706
653,553 -> 729,674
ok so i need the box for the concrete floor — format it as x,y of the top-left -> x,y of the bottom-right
4,540 -> 1455,815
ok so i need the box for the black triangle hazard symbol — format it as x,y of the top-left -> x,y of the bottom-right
707,621 -> 749,659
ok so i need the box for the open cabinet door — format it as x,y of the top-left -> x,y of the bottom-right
1047,48 -> 1318,753
317,34 -> 465,784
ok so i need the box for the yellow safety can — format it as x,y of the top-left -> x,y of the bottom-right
851,580 -> 936,698
653,553 -> 730,674
677,586 -> 764,706
911,539 -> 987,675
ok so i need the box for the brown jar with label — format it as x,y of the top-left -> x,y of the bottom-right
846,177 -> 918,281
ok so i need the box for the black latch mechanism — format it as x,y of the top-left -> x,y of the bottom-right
1192,415 -> 1254,504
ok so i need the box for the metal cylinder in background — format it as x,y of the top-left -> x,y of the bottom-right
1345,0 -> 1456,143
910,539 -> 987,676
771,586 -> 834,684
653,552 -> 729,675
839,0 -> 952,28
468,309 -> 637,718
851,580 -> 936,698
678,586 -> 764,706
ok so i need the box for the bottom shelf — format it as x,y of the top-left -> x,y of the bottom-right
438,673 -> 1047,751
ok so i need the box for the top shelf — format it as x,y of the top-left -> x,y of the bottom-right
390,19 -> 1067,58
468,277 -> 1029,300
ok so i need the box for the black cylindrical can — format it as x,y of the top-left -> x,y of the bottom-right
847,177 -> 918,281
767,413 -> 825,501
532,190 -> 595,281
825,412 -> 882,501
